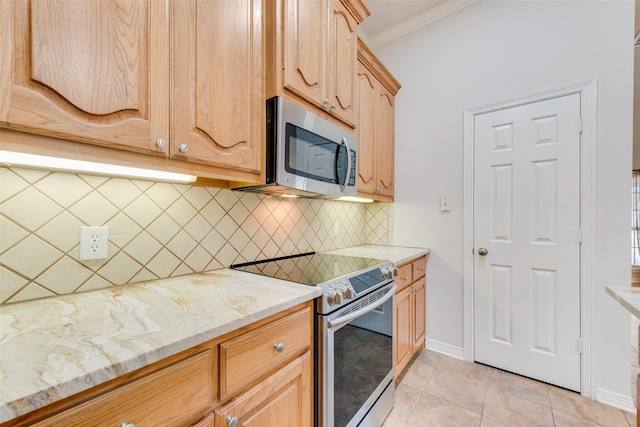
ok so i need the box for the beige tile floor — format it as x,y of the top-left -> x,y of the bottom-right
383,349 -> 636,427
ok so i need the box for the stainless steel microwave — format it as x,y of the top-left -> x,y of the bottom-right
234,96 -> 358,198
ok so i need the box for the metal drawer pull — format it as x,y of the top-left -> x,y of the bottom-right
403,276 -> 409,281
227,416 -> 239,427
121,423 -> 136,427
274,342 -> 285,353
418,267 -> 425,271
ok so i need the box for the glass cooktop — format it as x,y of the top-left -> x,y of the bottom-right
230,252 -> 387,286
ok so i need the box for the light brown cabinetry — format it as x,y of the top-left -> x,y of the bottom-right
3,303 -> 313,427
395,255 -> 429,377
268,0 -> 369,128
28,350 -> 215,427
356,39 -> 401,201
214,351 -> 311,427
0,0 -> 263,183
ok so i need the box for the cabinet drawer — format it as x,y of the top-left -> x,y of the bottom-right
395,263 -> 413,291
219,307 -> 311,399
412,256 -> 427,280
32,351 -> 213,427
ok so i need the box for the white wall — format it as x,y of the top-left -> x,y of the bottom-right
375,0 -> 635,405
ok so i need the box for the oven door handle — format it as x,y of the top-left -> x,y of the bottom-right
327,284 -> 396,331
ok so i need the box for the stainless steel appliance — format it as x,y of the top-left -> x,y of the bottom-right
231,252 -> 397,427
233,97 -> 358,198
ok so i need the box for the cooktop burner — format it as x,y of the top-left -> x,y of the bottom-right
230,252 -> 386,286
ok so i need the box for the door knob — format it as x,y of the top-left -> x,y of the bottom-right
477,248 -> 488,256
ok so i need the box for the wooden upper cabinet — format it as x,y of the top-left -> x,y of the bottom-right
274,0 -> 368,128
356,39 -> 400,201
1,0 -> 264,183
282,0 -> 328,108
0,0 -> 169,154
170,0 -> 263,174
375,84 -> 395,198
327,0 -> 358,125
356,62 -> 377,195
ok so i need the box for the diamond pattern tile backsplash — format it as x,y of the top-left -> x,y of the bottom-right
0,167 -> 393,304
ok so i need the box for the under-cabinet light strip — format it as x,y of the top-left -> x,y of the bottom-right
0,150 -> 198,183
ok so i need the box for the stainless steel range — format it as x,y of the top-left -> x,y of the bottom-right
231,252 -> 397,427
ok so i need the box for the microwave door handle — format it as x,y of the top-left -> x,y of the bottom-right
340,137 -> 351,192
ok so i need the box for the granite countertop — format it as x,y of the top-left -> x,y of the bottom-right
324,244 -> 431,266
605,285 -> 640,319
0,269 -> 321,423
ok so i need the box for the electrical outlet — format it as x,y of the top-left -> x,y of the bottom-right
440,196 -> 451,212
80,226 -> 109,260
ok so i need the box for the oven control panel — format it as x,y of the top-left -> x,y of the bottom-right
327,281 -> 357,306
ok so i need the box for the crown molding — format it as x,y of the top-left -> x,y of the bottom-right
366,0 -> 480,48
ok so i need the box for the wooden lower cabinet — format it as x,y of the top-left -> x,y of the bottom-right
3,303 -> 313,427
214,351 -> 311,427
394,255 -> 429,377
28,350 -> 215,427
193,414 -> 215,427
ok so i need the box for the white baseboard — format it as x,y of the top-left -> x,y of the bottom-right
425,338 -> 464,360
596,388 -> 636,414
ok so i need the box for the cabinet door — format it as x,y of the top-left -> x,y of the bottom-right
193,413 -> 215,427
0,0 -> 169,154
214,351 -> 312,427
327,0 -> 357,126
395,286 -> 413,377
171,0 -> 262,175
375,84 -> 395,197
356,62 -> 377,195
282,0 -> 328,108
30,351 -> 214,427
412,277 -> 427,350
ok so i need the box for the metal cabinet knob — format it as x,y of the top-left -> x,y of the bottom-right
121,423 -> 136,427
178,143 -> 189,153
402,276 -> 409,281
418,267 -> 426,271
226,416 -> 239,427
274,342 -> 285,353
155,138 -> 167,149
331,103 -> 336,109
323,98 -> 329,105
477,248 -> 488,256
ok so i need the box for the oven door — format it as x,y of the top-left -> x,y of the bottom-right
319,283 -> 396,427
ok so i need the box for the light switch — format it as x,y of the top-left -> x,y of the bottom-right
440,196 -> 451,212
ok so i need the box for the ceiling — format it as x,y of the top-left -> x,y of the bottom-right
358,0 -> 479,48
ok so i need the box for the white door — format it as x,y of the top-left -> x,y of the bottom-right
473,93 -> 582,391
